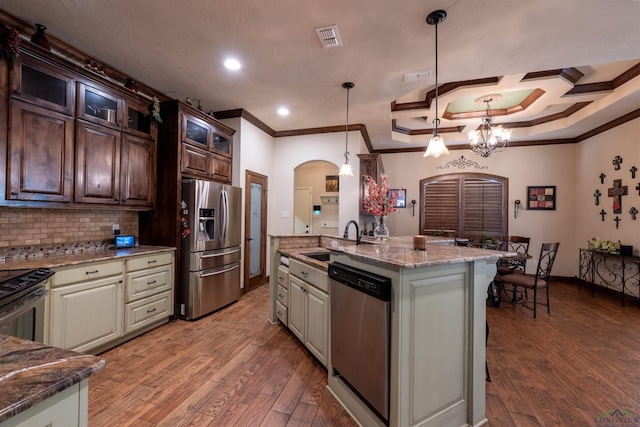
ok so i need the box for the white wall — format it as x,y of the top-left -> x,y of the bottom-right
271,131 -> 361,235
221,117 -> 275,281
381,144 -> 578,277
236,114 -> 639,281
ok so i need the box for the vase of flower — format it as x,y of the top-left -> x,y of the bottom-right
374,215 -> 389,241
362,173 -> 398,240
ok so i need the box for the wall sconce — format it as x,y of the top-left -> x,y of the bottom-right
514,199 -> 521,218
411,199 -> 417,217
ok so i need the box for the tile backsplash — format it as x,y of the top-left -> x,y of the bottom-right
0,207 -> 138,248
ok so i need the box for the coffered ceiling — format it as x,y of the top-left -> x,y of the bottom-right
2,0 -> 639,153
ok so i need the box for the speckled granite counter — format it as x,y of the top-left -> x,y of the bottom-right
330,239 -> 511,269
0,245 -> 175,271
273,234 -> 507,270
0,335 -> 105,423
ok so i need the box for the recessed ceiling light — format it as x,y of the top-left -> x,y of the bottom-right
224,58 -> 241,70
277,107 -> 290,116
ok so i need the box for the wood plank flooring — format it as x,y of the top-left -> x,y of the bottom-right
88,285 -> 356,427
88,281 -> 640,426
486,281 -> 640,426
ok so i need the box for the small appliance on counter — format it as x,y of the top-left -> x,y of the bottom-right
114,235 -> 136,249
180,179 -> 242,320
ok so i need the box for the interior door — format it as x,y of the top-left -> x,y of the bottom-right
294,187 -> 312,234
244,170 -> 268,293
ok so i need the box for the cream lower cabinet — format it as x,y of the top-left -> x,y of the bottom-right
50,260 -> 124,353
124,252 -> 174,334
275,265 -> 289,325
49,251 -> 175,354
288,274 -> 329,367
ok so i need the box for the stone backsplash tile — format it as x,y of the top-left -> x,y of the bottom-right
0,207 -> 138,260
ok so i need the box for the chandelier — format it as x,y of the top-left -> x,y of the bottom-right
467,94 -> 512,158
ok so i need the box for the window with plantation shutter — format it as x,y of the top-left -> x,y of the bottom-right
420,173 -> 507,239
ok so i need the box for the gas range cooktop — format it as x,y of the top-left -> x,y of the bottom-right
0,268 -> 54,302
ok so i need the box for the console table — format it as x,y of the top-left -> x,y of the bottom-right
578,249 -> 640,306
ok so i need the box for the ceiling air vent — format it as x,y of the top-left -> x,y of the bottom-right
315,25 -> 343,49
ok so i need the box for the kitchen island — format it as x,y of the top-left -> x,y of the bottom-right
0,335 -> 105,426
269,235 -> 507,427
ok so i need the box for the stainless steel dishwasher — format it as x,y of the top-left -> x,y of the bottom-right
329,262 -> 392,424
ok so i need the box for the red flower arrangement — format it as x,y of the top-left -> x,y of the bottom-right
362,173 -> 398,216
0,24 -> 21,63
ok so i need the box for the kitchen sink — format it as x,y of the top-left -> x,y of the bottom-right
303,252 -> 330,262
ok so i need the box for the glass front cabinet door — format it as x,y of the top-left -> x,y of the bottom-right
10,52 -> 76,116
77,82 -> 123,130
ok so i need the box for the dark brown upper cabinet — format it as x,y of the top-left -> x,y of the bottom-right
7,99 -> 74,203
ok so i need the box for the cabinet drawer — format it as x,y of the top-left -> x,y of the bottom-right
289,259 -> 328,293
125,291 -> 173,334
275,300 -> 288,325
126,252 -> 174,272
126,264 -> 173,302
277,265 -> 289,289
276,284 -> 289,307
52,260 -> 124,287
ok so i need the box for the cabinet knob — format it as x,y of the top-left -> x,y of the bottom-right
13,89 -> 21,95
10,191 -> 17,196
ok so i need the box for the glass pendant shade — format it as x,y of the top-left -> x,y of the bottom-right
423,135 -> 449,158
339,161 -> 353,177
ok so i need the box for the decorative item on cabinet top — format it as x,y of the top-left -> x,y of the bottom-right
30,23 -> 51,51
0,22 -> 20,63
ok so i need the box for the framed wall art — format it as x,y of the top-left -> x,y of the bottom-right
527,186 -> 556,210
325,175 -> 339,192
389,189 -> 406,208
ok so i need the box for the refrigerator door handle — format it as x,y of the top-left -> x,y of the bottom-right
199,264 -> 240,277
200,249 -> 240,258
219,188 -> 229,243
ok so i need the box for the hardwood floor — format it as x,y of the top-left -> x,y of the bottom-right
88,281 -> 640,426
486,281 -> 640,426
88,285 -> 356,427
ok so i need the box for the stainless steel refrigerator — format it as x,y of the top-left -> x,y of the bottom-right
180,179 -> 242,320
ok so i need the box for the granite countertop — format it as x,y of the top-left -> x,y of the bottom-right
0,245 -> 175,271
278,247 -> 330,270
0,335 -> 105,423
330,238 -> 513,269
277,235 -> 512,270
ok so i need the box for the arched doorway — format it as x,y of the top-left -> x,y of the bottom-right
294,160 -> 340,236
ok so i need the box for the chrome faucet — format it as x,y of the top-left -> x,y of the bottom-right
343,220 -> 361,245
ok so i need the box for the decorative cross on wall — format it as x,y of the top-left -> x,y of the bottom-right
631,166 -> 638,179
630,207 -> 638,220
608,179 -> 628,214
613,156 -> 623,170
614,216 -> 621,229
636,182 -> 640,196
599,173 -> 606,184
599,209 -> 607,221
593,189 -> 601,205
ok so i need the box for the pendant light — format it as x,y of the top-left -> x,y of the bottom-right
423,10 -> 449,158
339,82 -> 355,176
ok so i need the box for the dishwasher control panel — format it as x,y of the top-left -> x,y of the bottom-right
328,262 -> 391,301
